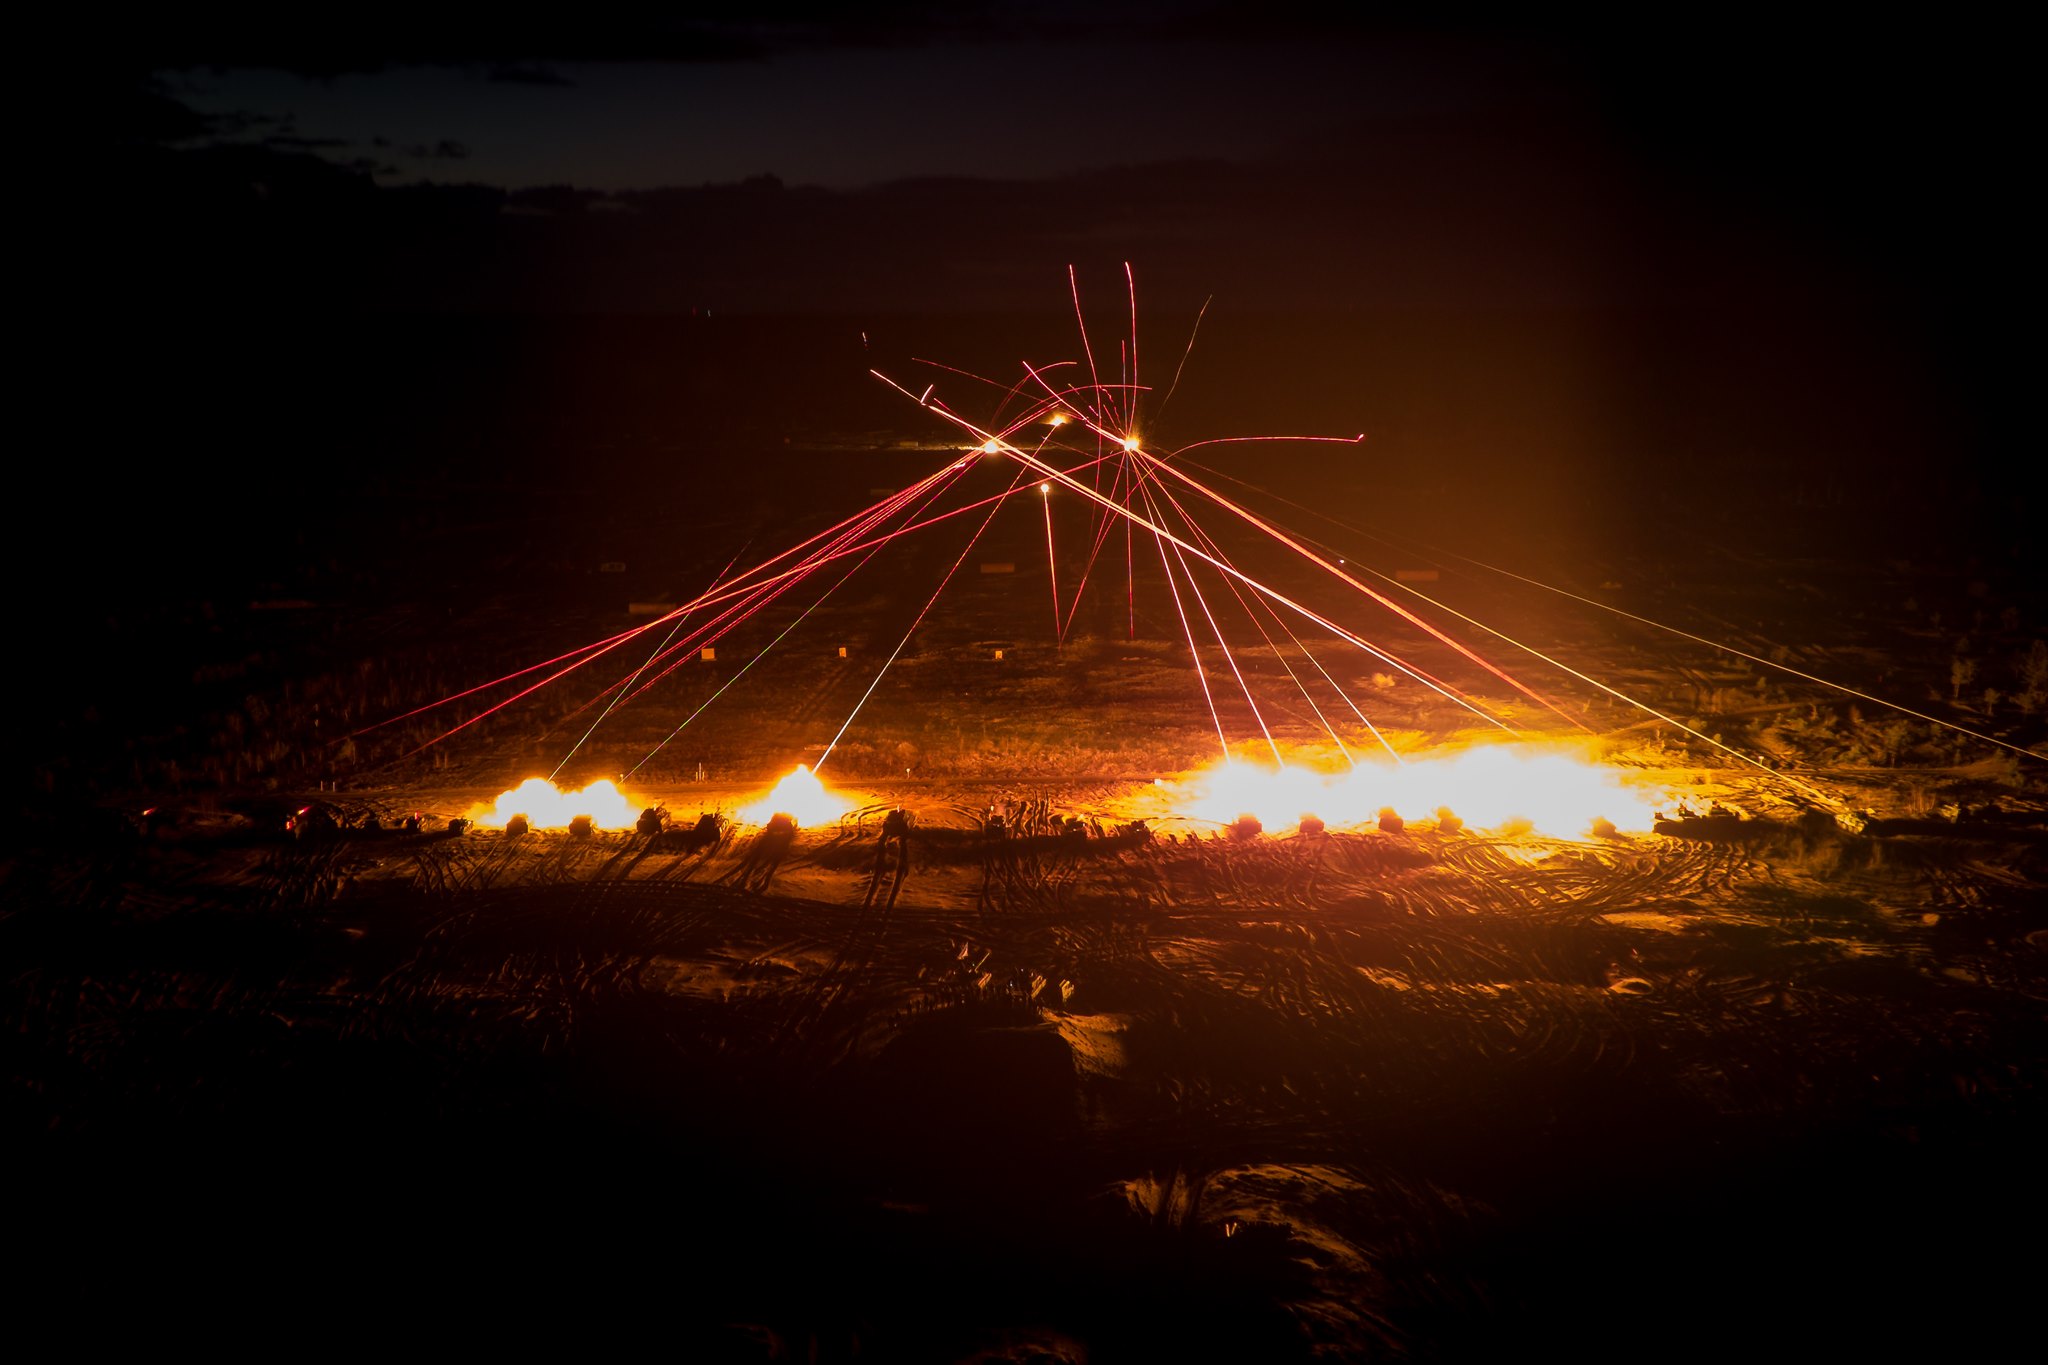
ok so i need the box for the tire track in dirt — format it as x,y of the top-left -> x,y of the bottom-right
363,876 -> 846,1061
1061,827 -> 1716,1145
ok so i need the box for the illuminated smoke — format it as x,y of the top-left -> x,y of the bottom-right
470,777 -> 641,831
1157,741 -> 1671,838
736,763 -> 853,828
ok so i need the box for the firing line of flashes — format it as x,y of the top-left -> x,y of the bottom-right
351,268 -> 2036,835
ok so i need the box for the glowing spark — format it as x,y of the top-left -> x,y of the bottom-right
1406,538 -> 2047,769
1138,474 -> 1281,764
1147,471 -> 1368,766
1125,260 -> 1140,433
1043,482 -> 1061,642
736,764 -> 851,828
390,267 -> 1895,832
1070,263 -> 1104,417
819,468 -> 1023,769
1128,446 -> 1584,730
1142,480 -> 1232,764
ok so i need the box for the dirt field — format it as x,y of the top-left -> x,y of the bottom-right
11,431 -> 2047,1358
15,751 -> 2047,1357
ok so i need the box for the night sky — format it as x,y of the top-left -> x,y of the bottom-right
97,10 -> 2028,304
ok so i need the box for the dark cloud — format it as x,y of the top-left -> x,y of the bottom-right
206,107 -> 287,138
504,184 -> 610,215
264,133 -> 351,152
487,64 -> 575,87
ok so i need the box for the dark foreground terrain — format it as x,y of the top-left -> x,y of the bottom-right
15,312 -> 2046,1357
12,635 -> 2048,1361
